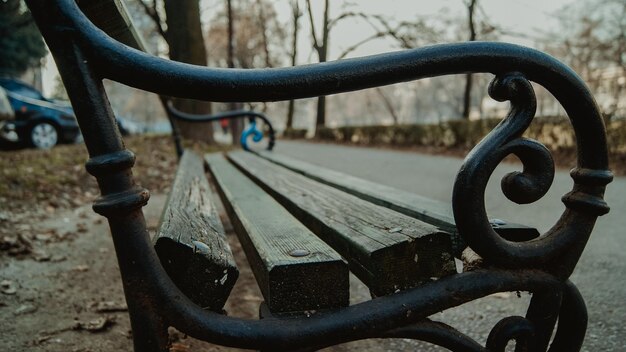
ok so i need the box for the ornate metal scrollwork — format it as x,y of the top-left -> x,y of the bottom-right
452,71 -> 611,275
486,316 -> 537,351
240,119 -> 264,151
452,73 -> 560,269
165,100 -> 276,152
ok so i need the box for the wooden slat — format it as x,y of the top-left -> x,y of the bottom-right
227,151 -> 456,297
154,151 -> 238,311
256,150 -> 539,254
77,0 -> 148,51
205,153 -> 349,314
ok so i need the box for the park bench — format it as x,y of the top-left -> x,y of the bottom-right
25,0 -> 613,351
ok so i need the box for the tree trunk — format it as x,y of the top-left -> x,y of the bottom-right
286,0 -> 300,130
315,96 -> 326,127
307,0 -> 329,129
316,0 -> 329,127
163,0 -> 214,142
462,73 -> 473,119
226,0 -> 243,145
286,100 -> 296,130
462,0 -> 477,120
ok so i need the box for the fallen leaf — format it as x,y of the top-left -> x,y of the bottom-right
33,250 -> 51,262
1,280 -> 17,295
73,316 -> 116,332
14,304 -> 37,315
89,301 -> 128,313
35,234 -> 53,242
2,234 -> 33,256
76,223 -> 88,234
73,265 -> 90,272
50,255 -> 66,262
169,342 -> 191,352
490,292 -> 512,299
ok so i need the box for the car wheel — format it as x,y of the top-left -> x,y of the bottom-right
29,122 -> 59,149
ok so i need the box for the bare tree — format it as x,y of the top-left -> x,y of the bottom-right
305,3 -> 442,129
285,0 -> 301,130
543,0 -> 626,119
205,0 -> 286,68
306,0 -> 331,128
225,0 -> 244,143
462,0 -> 477,120
138,0 -> 214,143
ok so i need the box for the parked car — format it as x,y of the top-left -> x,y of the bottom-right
0,78 -> 80,149
0,86 -> 13,120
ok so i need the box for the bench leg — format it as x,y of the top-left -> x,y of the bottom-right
30,24 -> 172,350
109,212 -> 171,352
127,300 -> 169,352
524,290 -> 561,351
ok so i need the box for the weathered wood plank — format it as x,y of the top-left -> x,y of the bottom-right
154,151 -> 238,311
255,150 -> 539,255
77,0 -> 148,51
227,151 -> 456,297
205,153 -> 349,314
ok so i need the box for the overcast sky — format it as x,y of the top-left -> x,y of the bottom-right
291,0 -> 573,60
42,0 -> 575,95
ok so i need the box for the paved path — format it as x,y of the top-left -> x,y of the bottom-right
273,141 -> 626,351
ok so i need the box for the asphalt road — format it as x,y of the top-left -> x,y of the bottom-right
273,140 -> 626,351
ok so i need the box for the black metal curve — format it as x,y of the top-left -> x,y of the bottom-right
486,316 -> 537,351
452,72 -> 610,276
548,280 -> 588,352
380,320 -> 487,351
166,101 -> 275,151
287,319 -> 487,352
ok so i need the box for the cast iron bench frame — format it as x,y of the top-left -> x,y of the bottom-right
25,0 -> 613,351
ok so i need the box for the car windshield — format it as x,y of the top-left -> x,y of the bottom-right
9,86 -> 45,100
0,80 -> 47,101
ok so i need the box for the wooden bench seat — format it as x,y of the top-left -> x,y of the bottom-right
153,150 -> 238,311
150,149 -> 542,316
226,151 -> 457,297
205,153 -> 349,314
254,150 -> 540,255
154,150 -> 465,316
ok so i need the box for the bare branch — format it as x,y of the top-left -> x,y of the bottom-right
375,87 -> 399,124
320,0 -> 330,61
305,0 -> 320,52
290,0 -> 301,66
256,0 -> 272,67
327,11 -> 365,30
138,0 -> 166,38
336,32 -> 385,60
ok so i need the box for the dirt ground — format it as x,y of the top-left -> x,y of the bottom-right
0,191 -> 271,352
